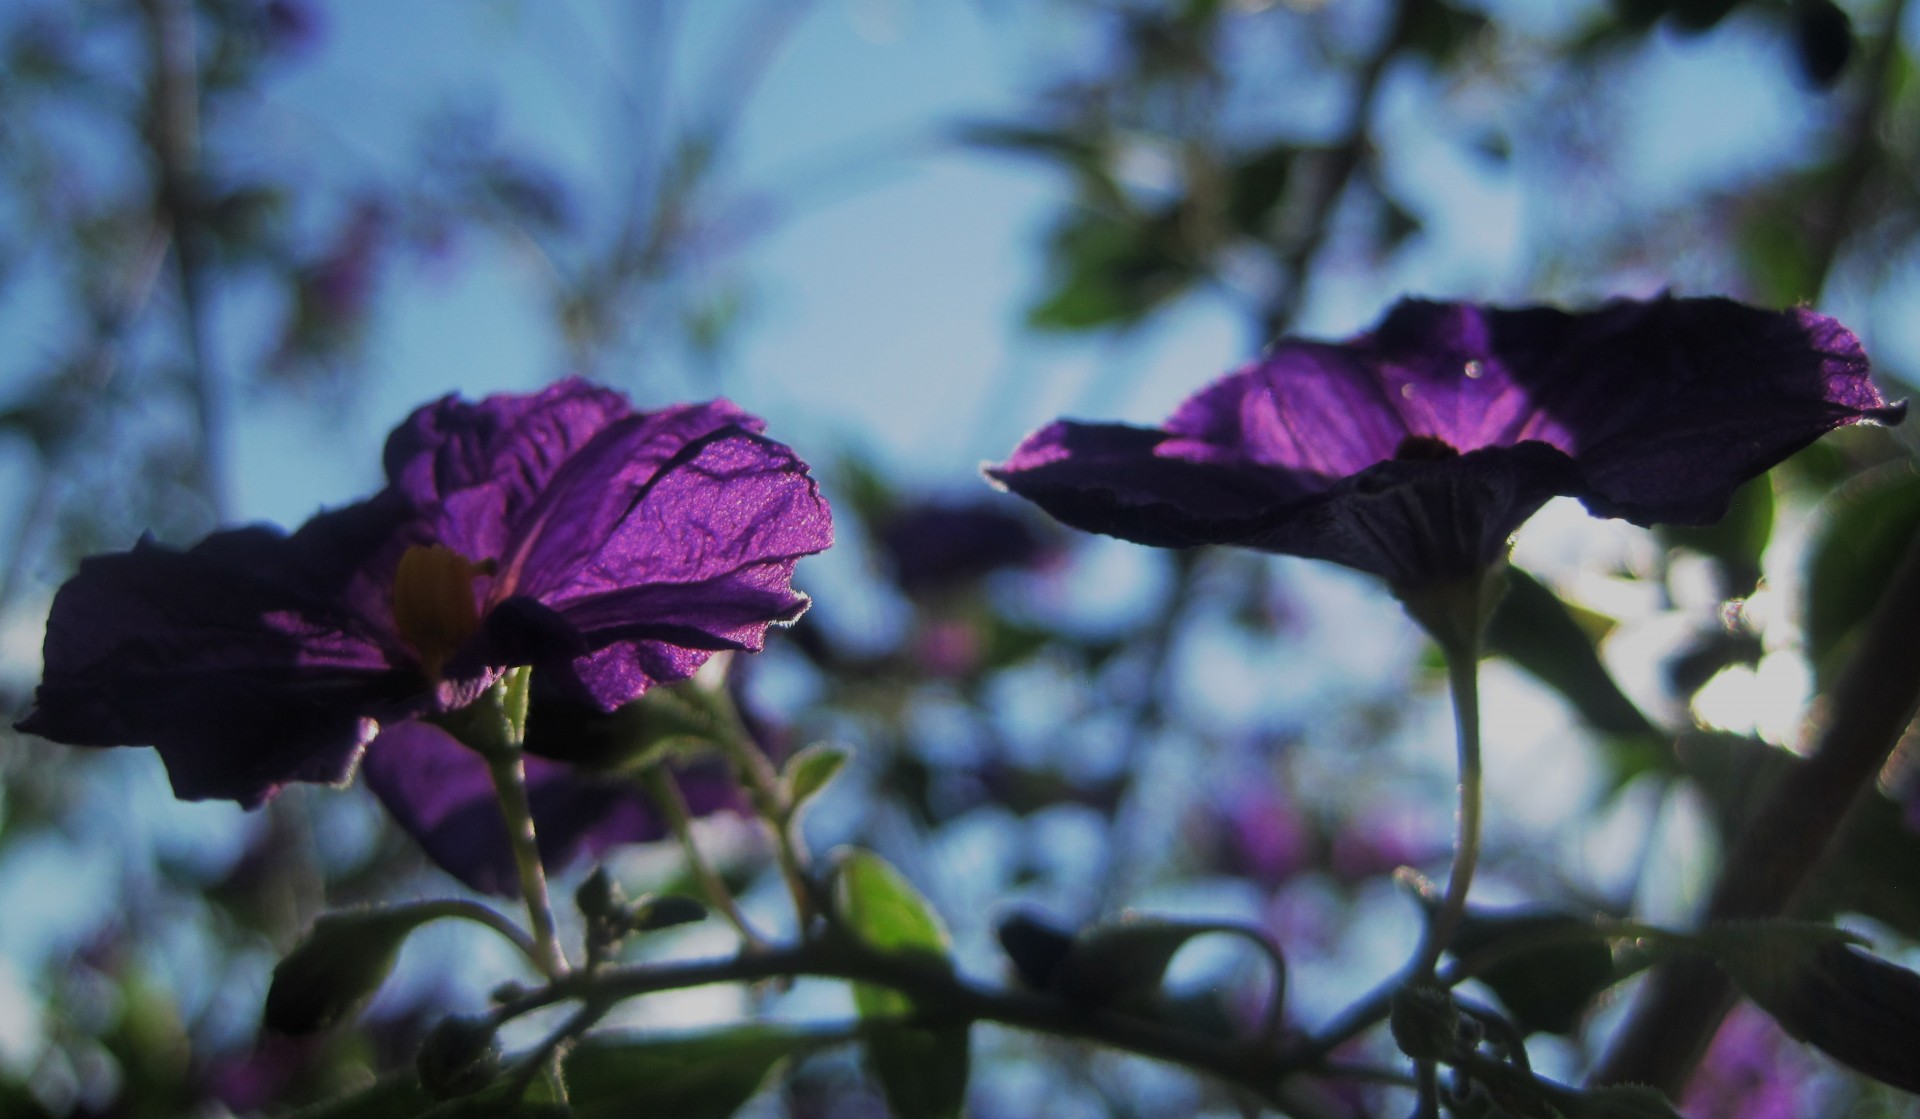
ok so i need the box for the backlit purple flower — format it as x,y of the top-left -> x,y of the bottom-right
18,379 -> 832,890
988,297 -> 1902,587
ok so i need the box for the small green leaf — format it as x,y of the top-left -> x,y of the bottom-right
564,1027 -> 825,1119
265,905 -> 447,1034
834,850 -> 952,968
832,851 -> 968,1119
1442,907 -> 1617,1036
782,744 -> 850,817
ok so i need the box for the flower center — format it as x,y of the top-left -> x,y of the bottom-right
1393,434 -> 1461,462
391,544 -> 495,681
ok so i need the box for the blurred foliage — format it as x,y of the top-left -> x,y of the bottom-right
2,0 -> 1920,1117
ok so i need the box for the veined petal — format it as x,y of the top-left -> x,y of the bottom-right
17,498 -> 421,807
990,296 -> 1902,587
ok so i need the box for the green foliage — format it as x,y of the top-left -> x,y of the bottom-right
832,850 -> 970,1119
564,1027 -> 826,1119
1804,462 -> 1920,682
1439,906 -> 1618,1037
265,907 -> 441,1036
781,743 -> 851,823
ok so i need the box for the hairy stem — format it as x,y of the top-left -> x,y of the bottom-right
485,748 -> 569,979
642,766 -> 768,949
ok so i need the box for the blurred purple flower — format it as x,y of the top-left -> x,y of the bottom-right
18,380 -> 832,891
1201,785 -> 1312,886
1682,1003 -> 1817,1119
875,498 -> 1055,596
989,297 -> 1901,588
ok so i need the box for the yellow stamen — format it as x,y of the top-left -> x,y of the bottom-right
392,544 -> 494,680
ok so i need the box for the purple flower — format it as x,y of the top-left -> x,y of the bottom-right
988,297 -> 1902,587
18,380 -> 832,891
874,498 -> 1056,596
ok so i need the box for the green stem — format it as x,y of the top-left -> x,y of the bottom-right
485,748 -> 569,978
642,766 -> 769,950
713,701 -> 819,928
1415,637 -> 1483,982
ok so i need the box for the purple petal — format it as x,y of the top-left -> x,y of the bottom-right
488,416 -> 832,708
16,498 -> 422,807
989,296 -> 1902,586
360,720 -> 675,896
385,382 -> 759,568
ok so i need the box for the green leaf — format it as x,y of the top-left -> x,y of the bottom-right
833,850 -> 953,1013
1485,568 -> 1662,782
564,1027 -> 827,1119
863,1023 -> 971,1119
1797,788 -> 1920,943
1443,907 -> 1617,1036
1027,208 -> 1198,332
266,905 -> 455,1035
1804,463 -> 1920,683
782,744 -> 850,819
1054,916 -> 1248,1010
832,851 -> 969,1119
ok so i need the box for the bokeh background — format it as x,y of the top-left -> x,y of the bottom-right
1,1 -> 1918,1116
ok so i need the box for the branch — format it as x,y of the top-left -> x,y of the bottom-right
1590,525 -> 1920,1092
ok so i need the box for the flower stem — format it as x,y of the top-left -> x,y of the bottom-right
641,766 -> 769,950
1415,636 -> 1483,982
485,747 -> 569,979
712,701 -> 819,930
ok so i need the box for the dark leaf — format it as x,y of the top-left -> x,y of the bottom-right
1797,788 -> 1920,943
1443,908 -> 1617,1036
863,1024 -> 970,1119
1804,462 -> 1920,683
265,907 -> 439,1035
1705,929 -> 1920,1092
564,1027 -> 830,1119
996,911 -> 1077,991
